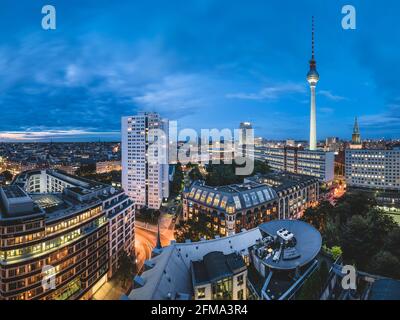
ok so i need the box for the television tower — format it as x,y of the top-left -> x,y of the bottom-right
307,16 -> 319,151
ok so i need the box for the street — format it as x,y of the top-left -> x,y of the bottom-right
135,214 -> 176,272
92,213 -> 176,300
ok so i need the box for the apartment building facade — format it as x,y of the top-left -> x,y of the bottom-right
122,113 -> 169,209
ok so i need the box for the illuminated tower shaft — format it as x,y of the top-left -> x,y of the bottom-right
309,85 -> 317,150
307,17 -> 319,151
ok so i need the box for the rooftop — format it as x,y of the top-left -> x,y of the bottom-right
368,279 -> 400,300
246,172 -> 318,193
185,180 -> 277,212
254,220 -> 322,270
128,228 -> 262,300
191,251 -> 246,286
1,185 -> 29,199
0,169 -> 117,220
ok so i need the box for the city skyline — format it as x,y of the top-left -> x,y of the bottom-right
1,0 -> 400,142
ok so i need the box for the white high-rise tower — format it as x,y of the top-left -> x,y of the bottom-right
122,112 -> 169,209
307,17 -> 319,151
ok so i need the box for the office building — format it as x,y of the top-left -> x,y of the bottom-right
345,148 -> 400,191
182,181 -> 279,236
255,146 -> 334,183
0,169 -> 135,300
121,112 -> 169,209
239,122 -> 253,158
245,172 -> 319,219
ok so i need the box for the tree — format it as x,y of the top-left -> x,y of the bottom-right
324,220 -> 340,248
0,170 -> 13,182
301,200 -> 333,232
340,215 -> 375,269
203,160 -> 271,187
297,271 -> 319,300
319,260 -> 330,288
186,162 -> 193,169
307,191 -> 400,278
115,251 -> 135,289
75,163 -> 96,176
188,165 -> 203,181
367,251 -> 400,279
205,163 -> 242,186
330,246 -> 343,260
81,170 -> 121,184
297,261 -> 330,300
136,207 -> 161,224
384,228 -> 400,259
334,191 -> 376,222
175,213 -> 215,242
253,160 -> 271,175
171,162 -> 184,196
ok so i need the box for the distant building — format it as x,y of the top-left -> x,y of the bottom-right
183,181 -> 279,236
326,137 -> 339,146
286,139 -> 296,147
255,146 -> 335,183
349,117 -> 362,149
207,140 -> 235,163
345,148 -> 400,191
191,251 -> 247,300
245,172 -> 319,219
254,137 -> 266,147
239,122 -> 253,158
121,112 -> 169,209
96,160 -> 122,174
0,169 -> 135,300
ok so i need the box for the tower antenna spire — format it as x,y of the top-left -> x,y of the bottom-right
311,16 -> 315,60
307,16 -> 319,151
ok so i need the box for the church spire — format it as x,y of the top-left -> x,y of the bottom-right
353,116 -> 360,134
351,116 -> 361,145
155,220 -> 162,250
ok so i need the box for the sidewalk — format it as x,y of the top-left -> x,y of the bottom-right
92,279 -> 126,300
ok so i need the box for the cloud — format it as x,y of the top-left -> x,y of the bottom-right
0,129 -> 120,142
318,90 -> 347,101
226,83 -> 305,101
0,33 -> 233,135
358,104 -> 400,137
319,107 -> 334,115
133,73 -> 219,118
0,34 -> 200,132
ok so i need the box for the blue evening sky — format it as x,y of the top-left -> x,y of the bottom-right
0,0 -> 399,141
